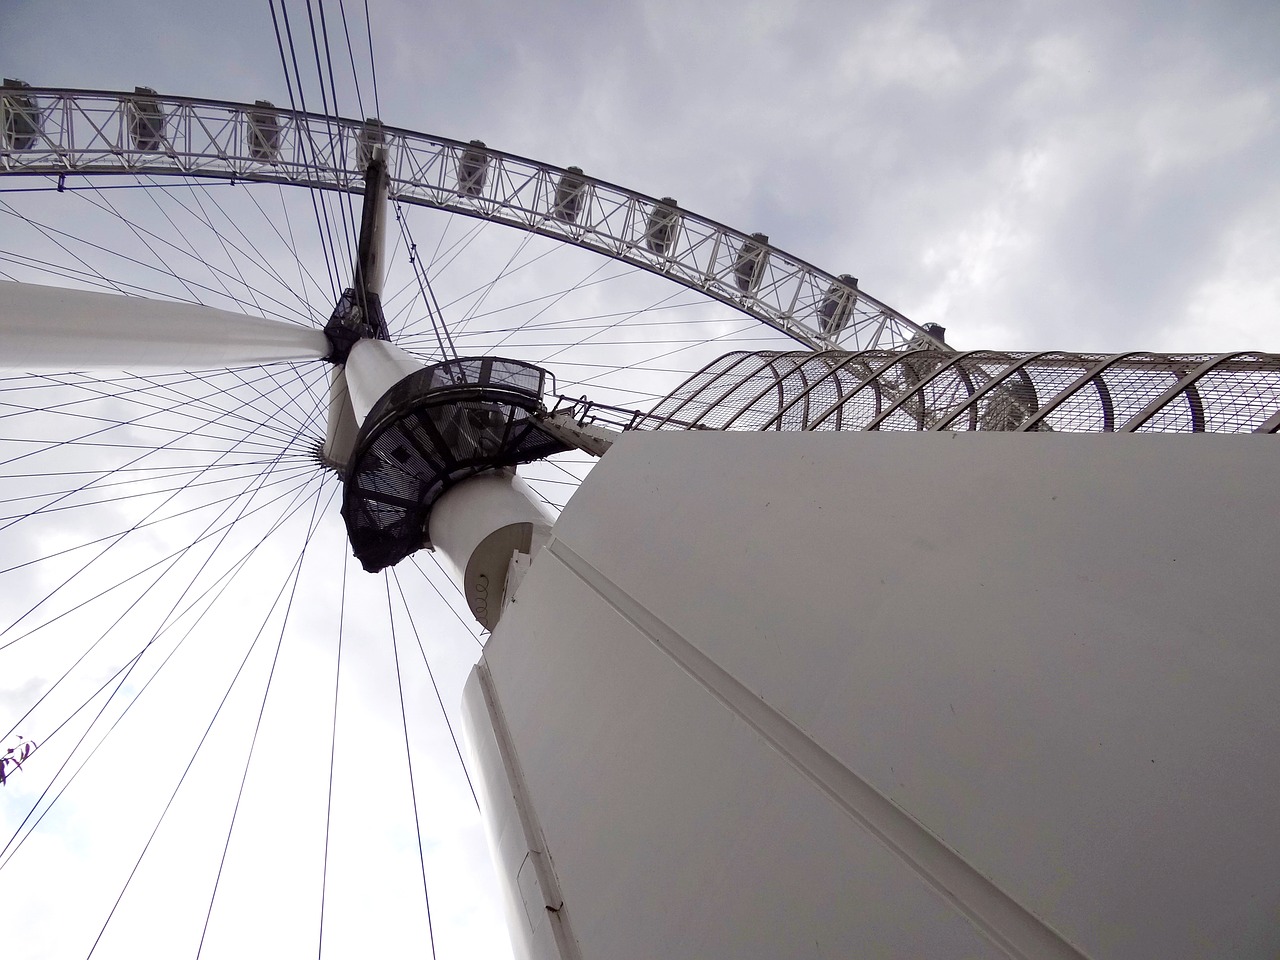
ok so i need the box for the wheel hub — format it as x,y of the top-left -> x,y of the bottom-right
339,356 -> 570,572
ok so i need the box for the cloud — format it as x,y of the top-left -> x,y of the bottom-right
2,2 -> 1279,959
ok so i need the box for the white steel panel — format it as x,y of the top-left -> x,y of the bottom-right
470,550 -> 1012,960
470,431 -> 1280,959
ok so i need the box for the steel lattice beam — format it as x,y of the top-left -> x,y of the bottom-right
0,86 -> 938,354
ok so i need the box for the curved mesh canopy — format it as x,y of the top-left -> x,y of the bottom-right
638,350 -> 1280,434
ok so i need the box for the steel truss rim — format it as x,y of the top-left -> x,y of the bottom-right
1,85 -> 942,354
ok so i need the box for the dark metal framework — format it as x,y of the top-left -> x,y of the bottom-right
637,350 -> 1280,434
0,85 -> 941,353
341,357 -> 569,572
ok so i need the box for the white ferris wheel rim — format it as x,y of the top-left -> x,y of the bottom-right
0,86 -> 940,354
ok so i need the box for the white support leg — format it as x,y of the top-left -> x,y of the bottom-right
0,282 -> 329,370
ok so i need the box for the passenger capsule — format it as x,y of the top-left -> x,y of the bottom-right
357,117 -> 384,169
733,233 -> 769,293
129,86 -> 165,153
906,322 -> 949,353
2,79 -> 40,151
457,140 -> 489,197
818,274 -> 858,337
921,322 -> 947,345
552,166 -> 586,223
246,100 -> 281,162
645,197 -> 679,255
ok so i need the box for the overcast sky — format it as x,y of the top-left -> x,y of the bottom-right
6,0 -> 1278,352
1,1 -> 1278,958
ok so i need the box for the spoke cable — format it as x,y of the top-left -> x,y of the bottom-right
1,457 -> 331,871
195,479 -> 337,957
390,568 -> 479,809
81,478 -> 335,959
385,574 -> 439,960
316,542 -> 348,959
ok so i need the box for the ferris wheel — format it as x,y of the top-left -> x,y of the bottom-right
0,84 -> 938,958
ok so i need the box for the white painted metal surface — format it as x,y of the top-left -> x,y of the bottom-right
342,338 -> 424,424
462,664 -> 580,960
465,430 -> 1280,960
0,281 -> 329,370
430,472 -> 555,629
321,366 -> 359,471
